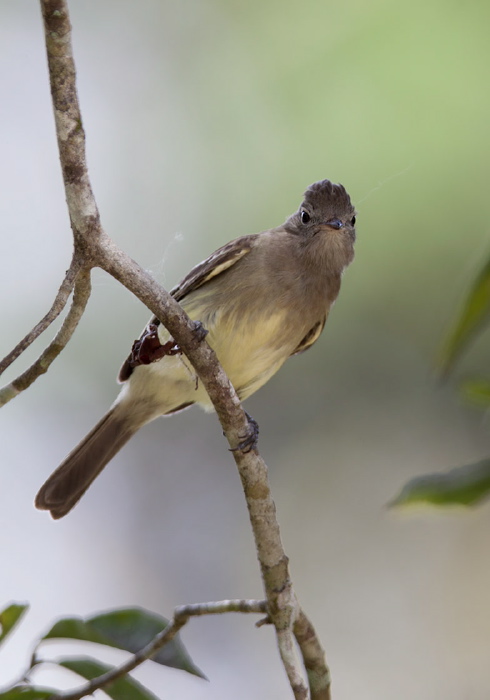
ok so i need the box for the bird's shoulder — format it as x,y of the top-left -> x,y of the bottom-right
118,232 -> 261,382
171,233 -> 259,301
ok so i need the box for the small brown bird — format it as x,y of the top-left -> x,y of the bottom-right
35,179 -> 356,518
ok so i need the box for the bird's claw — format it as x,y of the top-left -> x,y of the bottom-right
192,320 -> 209,342
230,412 -> 259,453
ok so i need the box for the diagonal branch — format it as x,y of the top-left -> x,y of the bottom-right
46,599 -> 268,700
0,254 -> 82,377
0,268 -> 91,407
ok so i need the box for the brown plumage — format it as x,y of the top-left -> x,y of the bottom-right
35,179 -> 357,518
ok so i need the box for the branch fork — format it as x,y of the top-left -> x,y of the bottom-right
0,2 -> 332,698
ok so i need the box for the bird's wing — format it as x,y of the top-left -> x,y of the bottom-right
171,234 -> 256,301
290,316 -> 326,356
118,234 -> 257,382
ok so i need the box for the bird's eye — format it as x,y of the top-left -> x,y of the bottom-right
300,210 -> 311,224
351,216 -> 356,226
327,218 -> 343,230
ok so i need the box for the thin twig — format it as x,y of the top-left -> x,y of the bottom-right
0,269 -> 91,407
174,598 -> 268,618
0,255 -> 82,377
47,599 -> 268,700
277,628 -> 309,700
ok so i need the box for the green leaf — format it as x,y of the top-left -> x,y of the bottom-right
57,656 -> 159,700
439,258 -> 490,375
43,617 -> 110,646
390,458 -> 490,508
461,378 -> 490,406
0,603 -> 29,647
0,687 -> 56,700
43,607 -> 205,679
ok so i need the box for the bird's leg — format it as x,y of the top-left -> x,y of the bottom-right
230,412 -> 259,453
128,323 -> 180,367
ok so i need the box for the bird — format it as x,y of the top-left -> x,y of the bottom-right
35,179 -> 357,518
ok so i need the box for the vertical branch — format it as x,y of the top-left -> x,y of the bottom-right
41,0 -> 102,256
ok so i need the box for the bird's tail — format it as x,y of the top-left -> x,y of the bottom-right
35,404 -> 140,519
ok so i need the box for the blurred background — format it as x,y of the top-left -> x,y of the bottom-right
2,1 -> 490,698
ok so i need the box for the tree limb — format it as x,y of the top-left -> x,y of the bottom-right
294,611 -> 331,700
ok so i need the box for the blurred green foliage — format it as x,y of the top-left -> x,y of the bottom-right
393,250 -> 490,508
0,605 -> 28,649
391,459 -> 490,508
0,604 -> 202,700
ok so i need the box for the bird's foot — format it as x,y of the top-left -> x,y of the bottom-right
192,320 -> 209,342
230,412 -> 259,453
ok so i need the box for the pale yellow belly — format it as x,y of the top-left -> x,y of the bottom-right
154,299 -> 293,406
119,294 -> 299,418
206,307 -> 291,400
